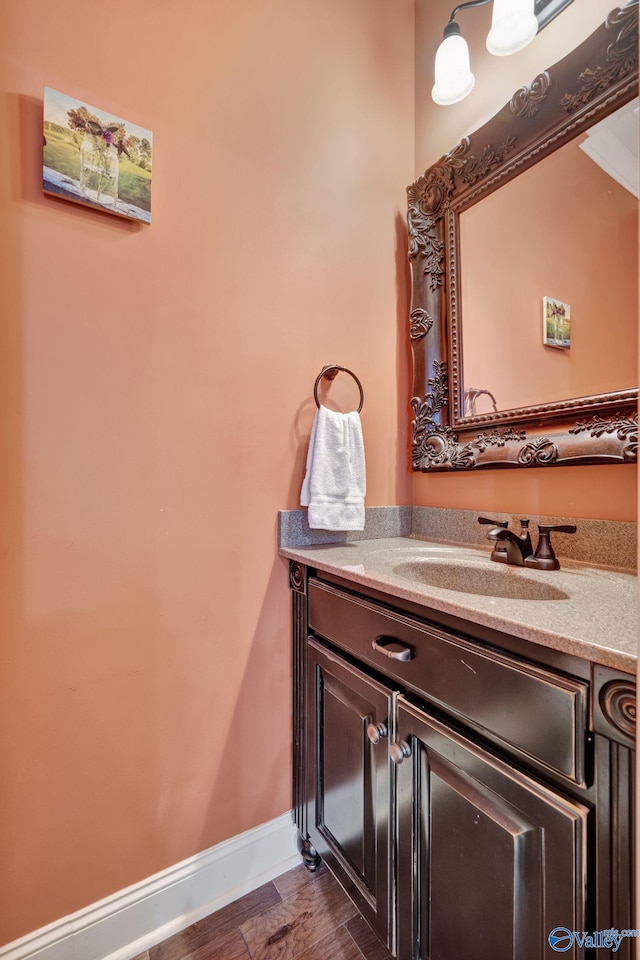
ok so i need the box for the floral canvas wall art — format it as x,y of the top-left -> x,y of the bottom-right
543,295 -> 571,350
43,88 -> 152,223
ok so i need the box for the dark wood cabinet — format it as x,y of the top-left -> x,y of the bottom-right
307,639 -> 393,945
290,562 -> 636,960
395,697 -> 589,960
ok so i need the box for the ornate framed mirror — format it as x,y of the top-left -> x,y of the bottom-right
407,0 -> 638,471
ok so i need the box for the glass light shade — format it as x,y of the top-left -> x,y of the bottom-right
432,34 -> 475,105
486,0 -> 538,56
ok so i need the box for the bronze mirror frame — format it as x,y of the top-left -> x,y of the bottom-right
407,0 -> 638,472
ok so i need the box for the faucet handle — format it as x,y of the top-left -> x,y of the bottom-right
524,524 -> 577,571
478,516 -> 508,528
478,516 -> 509,562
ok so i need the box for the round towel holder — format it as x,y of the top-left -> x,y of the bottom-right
313,364 -> 364,413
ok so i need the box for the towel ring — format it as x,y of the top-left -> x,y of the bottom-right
313,365 -> 364,413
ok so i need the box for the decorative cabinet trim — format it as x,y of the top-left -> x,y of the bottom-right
593,664 -> 636,748
599,679 -> 637,740
290,561 -> 306,593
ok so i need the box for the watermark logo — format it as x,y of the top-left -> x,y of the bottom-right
548,928 -> 573,952
548,927 -> 640,953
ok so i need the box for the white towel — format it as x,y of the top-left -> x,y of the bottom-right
300,406 -> 366,531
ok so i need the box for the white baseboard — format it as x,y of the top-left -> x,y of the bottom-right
0,812 -> 299,960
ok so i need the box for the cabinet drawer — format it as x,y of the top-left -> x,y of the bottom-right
308,579 -> 589,784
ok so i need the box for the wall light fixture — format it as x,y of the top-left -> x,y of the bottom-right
432,0 -> 538,105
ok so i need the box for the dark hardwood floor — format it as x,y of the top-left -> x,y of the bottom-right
131,862 -> 392,960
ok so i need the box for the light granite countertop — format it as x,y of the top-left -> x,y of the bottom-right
280,536 -> 638,674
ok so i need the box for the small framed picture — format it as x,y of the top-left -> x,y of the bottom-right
543,296 -> 571,350
43,87 -> 152,223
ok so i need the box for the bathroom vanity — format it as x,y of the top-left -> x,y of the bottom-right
282,535 -> 636,960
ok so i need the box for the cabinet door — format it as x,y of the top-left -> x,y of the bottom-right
395,697 -> 590,960
307,637 -> 394,948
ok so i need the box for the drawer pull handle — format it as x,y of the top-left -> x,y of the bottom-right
372,636 -> 414,662
389,740 -> 412,765
366,722 -> 388,745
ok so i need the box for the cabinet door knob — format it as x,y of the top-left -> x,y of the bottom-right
389,740 -> 412,764
366,722 -> 388,745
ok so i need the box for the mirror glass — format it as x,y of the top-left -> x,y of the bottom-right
459,99 -> 639,418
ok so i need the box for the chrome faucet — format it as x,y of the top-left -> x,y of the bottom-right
479,517 -> 577,569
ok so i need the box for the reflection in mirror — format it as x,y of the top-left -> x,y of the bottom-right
460,99 -> 638,415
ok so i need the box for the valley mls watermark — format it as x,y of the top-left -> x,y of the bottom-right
548,927 -> 640,953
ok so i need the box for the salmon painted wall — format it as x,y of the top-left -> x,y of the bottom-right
0,0 -> 414,943
413,0 -> 637,520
